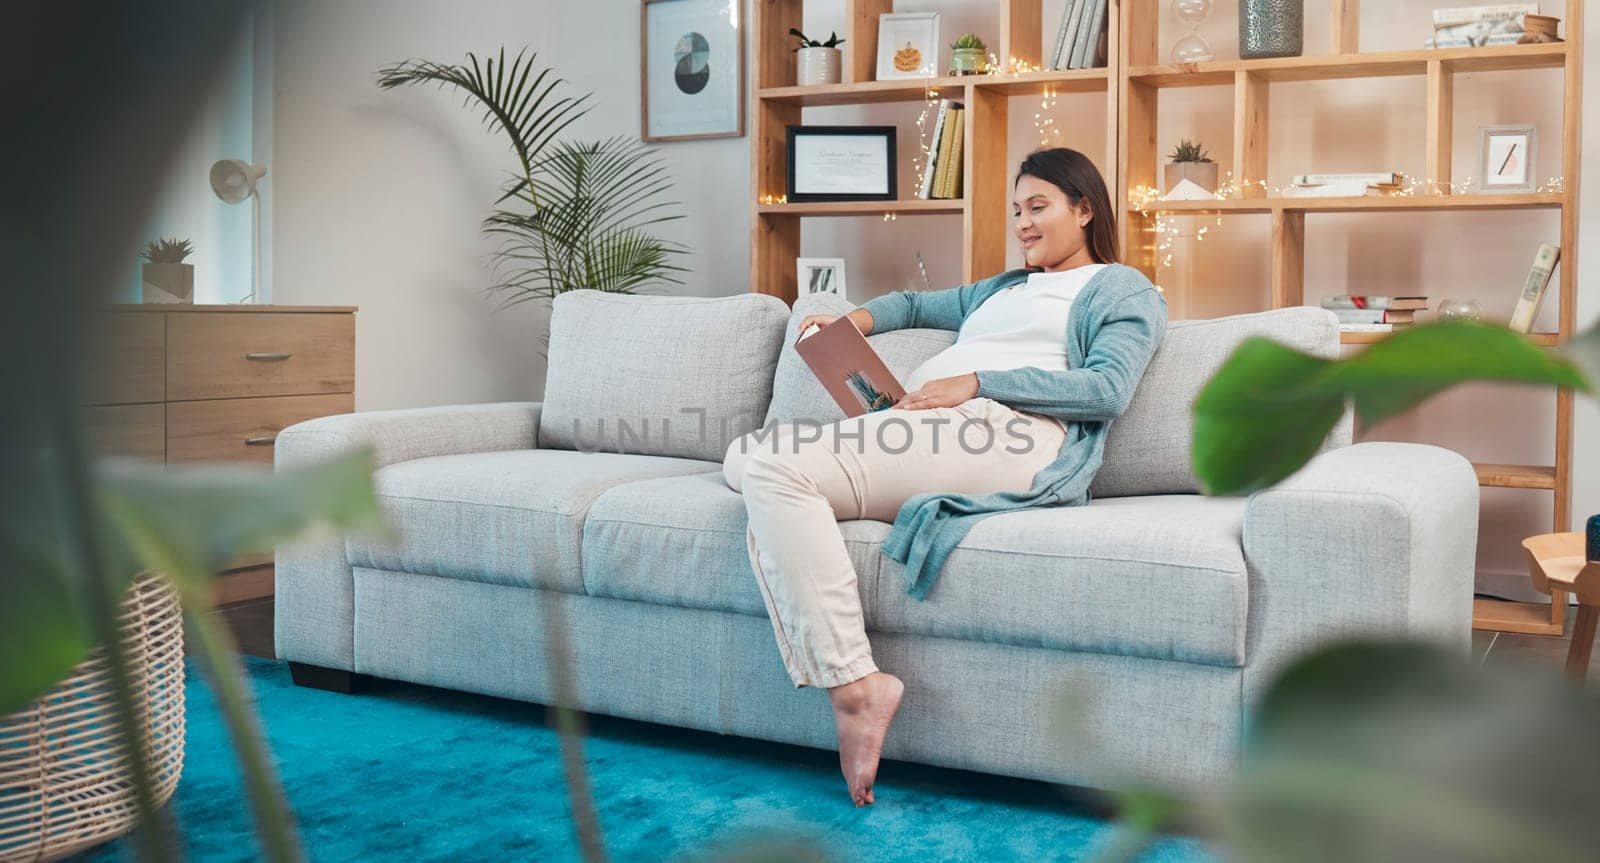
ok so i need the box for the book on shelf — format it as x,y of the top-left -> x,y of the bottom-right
1340,323 -> 1395,334
1092,14 -> 1110,68
1509,243 -> 1560,333
1284,182 -> 1403,198
930,107 -> 964,200
943,110 -> 966,199
918,99 -> 957,200
1323,295 -> 1429,312
1055,0 -> 1088,70
1070,0 -> 1107,69
1332,309 -> 1416,325
1049,0 -> 1077,71
1427,32 -> 1527,49
1432,3 -> 1539,28
1294,172 -> 1405,186
795,318 -> 905,418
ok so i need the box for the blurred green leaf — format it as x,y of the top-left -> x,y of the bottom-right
0,534 -> 91,713
1558,322 -> 1600,392
1193,321 -> 1592,495
1216,640 -> 1600,863
95,448 -> 383,597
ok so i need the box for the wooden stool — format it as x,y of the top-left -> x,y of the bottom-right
1522,532 -> 1600,679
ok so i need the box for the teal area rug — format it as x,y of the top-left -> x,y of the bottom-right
80,658 -> 1213,861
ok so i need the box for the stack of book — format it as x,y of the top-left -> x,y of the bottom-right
919,99 -> 965,200
1285,172 -> 1406,198
1520,14 -> 1562,44
1322,295 -> 1430,333
1048,0 -> 1109,70
1424,3 -> 1545,49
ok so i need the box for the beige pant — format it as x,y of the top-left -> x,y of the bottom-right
722,397 -> 1068,688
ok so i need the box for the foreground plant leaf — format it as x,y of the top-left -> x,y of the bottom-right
1217,641 -> 1600,863
0,534 -> 92,714
1192,321 -> 1592,495
97,448 -> 382,863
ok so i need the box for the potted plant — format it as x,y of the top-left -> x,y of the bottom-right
949,33 -> 988,75
1163,138 -> 1218,196
789,28 -> 844,86
139,237 -> 194,304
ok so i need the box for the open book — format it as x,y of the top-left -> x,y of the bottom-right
795,317 -> 907,418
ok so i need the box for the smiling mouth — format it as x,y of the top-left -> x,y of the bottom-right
1020,235 -> 1041,248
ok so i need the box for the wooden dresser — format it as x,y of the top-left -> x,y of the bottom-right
85,304 -> 357,604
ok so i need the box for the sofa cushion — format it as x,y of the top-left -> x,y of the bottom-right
348,449 -> 721,593
540,290 -> 791,462
1091,306 -> 1352,499
764,292 -> 955,426
582,473 -> 1249,666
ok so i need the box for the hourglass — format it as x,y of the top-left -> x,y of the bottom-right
1172,0 -> 1214,63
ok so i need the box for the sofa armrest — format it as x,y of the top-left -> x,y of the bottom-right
273,401 -> 539,671
1240,441 -> 1479,706
275,401 -> 541,471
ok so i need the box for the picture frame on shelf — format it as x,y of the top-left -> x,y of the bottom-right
875,12 -> 940,80
785,125 -> 897,202
797,257 -> 847,297
640,0 -> 744,143
1477,124 -> 1537,194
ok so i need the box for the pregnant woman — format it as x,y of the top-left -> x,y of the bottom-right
722,147 -> 1168,806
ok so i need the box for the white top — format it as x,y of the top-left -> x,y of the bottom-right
903,264 -> 1107,393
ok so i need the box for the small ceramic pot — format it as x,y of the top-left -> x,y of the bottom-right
796,47 -> 841,86
141,262 -> 194,304
1164,161 -> 1219,194
1240,0 -> 1304,59
950,47 -> 987,75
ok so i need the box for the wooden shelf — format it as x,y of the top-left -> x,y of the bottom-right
1340,331 -> 1560,345
756,199 -> 965,217
1128,42 -> 1567,89
1473,597 -> 1565,636
1131,193 -> 1565,214
757,67 -> 1109,106
1474,463 -> 1558,490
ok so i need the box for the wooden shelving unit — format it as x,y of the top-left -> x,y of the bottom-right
750,0 -> 1118,299
1119,0 -> 1584,636
749,1 -> 1583,637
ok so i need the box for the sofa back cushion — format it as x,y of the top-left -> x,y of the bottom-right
540,290 -> 790,462
1090,306 -> 1351,498
764,292 -> 955,426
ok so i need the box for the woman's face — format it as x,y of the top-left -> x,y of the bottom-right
1012,174 -> 1091,271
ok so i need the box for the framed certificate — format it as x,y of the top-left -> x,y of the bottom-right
786,126 -> 897,202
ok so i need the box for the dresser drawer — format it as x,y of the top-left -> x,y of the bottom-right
84,313 -> 165,405
167,312 -> 354,400
84,403 -> 166,459
166,393 -> 354,464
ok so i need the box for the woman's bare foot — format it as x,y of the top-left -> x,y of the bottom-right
828,671 -> 905,806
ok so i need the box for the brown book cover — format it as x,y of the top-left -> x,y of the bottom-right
795,318 -> 906,418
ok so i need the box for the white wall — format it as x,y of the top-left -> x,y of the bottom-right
268,1 -> 1598,590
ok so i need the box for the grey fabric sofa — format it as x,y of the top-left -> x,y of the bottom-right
275,288 -> 1480,791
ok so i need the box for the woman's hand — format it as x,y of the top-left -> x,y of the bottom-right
796,314 -> 840,339
796,309 -> 874,344
894,373 -> 980,410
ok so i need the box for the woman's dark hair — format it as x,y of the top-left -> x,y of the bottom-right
1015,147 -> 1120,265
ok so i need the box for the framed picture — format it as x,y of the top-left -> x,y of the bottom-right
1478,124 -> 1537,193
876,12 -> 940,80
786,125 -> 897,202
641,0 -> 744,142
797,257 -> 847,297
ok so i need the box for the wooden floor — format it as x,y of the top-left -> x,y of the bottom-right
208,598 -> 1596,683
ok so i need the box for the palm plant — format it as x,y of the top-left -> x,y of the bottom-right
377,48 -> 689,361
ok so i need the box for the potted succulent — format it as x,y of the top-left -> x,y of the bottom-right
139,237 -> 194,304
1163,139 -> 1218,196
949,33 -> 989,75
789,28 -> 845,86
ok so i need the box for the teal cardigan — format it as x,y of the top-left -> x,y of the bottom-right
856,263 -> 1168,600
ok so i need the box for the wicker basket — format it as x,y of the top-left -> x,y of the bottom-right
0,573 -> 186,861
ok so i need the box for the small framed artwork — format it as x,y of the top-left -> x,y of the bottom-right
786,125 -> 897,202
1478,124 -> 1537,193
797,257 -> 847,297
876,12 -> 940,80
641,0 -> 744,143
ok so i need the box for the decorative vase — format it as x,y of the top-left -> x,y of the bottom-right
1437,298 -> 1484,321
1164,161 -> 1219,195
950,47 -> 988,75
141,262 -> 194,304
1239,0 -> 1304,59
0,573 -> 185,861
796,46 -> 841,86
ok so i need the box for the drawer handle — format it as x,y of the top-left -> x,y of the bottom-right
245,352 -> 293,362
244,435 -> 278,446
